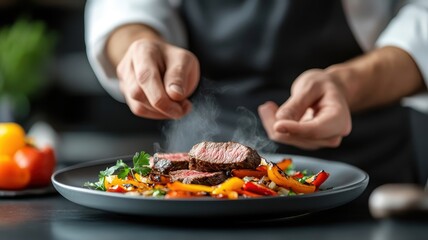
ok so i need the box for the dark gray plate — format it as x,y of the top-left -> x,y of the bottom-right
52,153 -> 369,219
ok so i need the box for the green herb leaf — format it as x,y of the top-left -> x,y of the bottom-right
84,151 -> 153,191
132,151 -> 151,176
152,189 -> 166,197
115,160 -> 130,179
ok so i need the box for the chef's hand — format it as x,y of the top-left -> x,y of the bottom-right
258,69 -> 352,150
108,24 -> 200,120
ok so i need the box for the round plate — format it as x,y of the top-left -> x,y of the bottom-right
52,153 -> 369,219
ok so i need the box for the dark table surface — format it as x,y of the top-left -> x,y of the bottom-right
1,191 -> 427,240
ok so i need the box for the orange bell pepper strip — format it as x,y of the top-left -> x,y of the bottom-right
167,181 -> 214,193
231,169 -> 267,179
305,170 -> 330,187
276,158 -> 292,171
267,162 -> 316,194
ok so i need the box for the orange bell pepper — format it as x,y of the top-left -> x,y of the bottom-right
276,158 -> 292,171
231,169 -> 266,179
267,162 -> 316,194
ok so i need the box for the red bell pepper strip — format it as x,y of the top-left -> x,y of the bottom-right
236,189 -> 263,198
242,182 -> 278,196
292,171 -> 304,179
305,170 -> 330,187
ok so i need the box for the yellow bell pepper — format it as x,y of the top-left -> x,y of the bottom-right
212,177 -> 245,195
167,181 -> 214,193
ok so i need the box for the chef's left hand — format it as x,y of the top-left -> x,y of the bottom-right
258,69 -> 352,150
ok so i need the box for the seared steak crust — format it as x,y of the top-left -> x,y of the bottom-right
188,141 -> 261,172
151,153 -> 189,174
169,170 -> 227,186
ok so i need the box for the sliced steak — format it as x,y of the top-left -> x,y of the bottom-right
188,141 -> 261,172
169,170 -> 227,186
151,153 -> 190,174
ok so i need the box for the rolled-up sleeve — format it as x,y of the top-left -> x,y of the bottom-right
376,2 -> 428,85
85,0 -> 186,101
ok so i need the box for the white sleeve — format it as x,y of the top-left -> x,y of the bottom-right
84,0 -> 187,101
376,2 -> 428,85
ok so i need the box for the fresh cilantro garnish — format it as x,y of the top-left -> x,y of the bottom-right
84,151 -> 152,191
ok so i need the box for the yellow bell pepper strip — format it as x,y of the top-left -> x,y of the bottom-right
167,181 -> 214,193
104,175 -> 151,192
267,162 -> 316,194
211,177 -> 245,195
242,182 -> 278,196
305,170 -> 330,187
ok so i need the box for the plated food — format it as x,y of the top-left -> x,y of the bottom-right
85,141 -> 330,199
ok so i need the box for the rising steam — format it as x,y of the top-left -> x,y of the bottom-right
163,79 -> 277,153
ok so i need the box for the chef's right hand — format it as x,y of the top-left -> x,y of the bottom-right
109,25 -> 200,120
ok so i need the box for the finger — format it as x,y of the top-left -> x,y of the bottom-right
163,48 -> 200,101
131,49 -> 185,119
276,89 -> 322,122
274,106 -> 351,139
258,101 -> 279,138
125,96 -> 171,119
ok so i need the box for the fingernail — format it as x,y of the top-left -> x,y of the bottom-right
169,83 -> 184,96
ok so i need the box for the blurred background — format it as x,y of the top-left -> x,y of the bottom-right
0,0 -> 161,163
1,0 -> 427,179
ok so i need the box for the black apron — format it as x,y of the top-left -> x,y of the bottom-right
162,0 -> 418,190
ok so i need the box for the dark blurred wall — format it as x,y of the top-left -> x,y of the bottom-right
0,0 -> 162,162
0,0 -> 161,134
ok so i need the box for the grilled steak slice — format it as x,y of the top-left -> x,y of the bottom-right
151,153 -> 189,174
169,170 -> 227,186
188,141 -> 261,172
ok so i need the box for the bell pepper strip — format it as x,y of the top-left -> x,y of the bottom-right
231,169 -> 266,179
276,158 -> 292,171
305,170 -> 330,187
104,175 -> 151,192
256,165 -> 267,172
267,162 -> 316,194
165,190 -> 195,199
236,189 -> 263,198
167,181 -> 214,193
106,185 -> 128,193
242,181 -> 278,196
211,177 -> 245,195
292,171 -> 304,179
